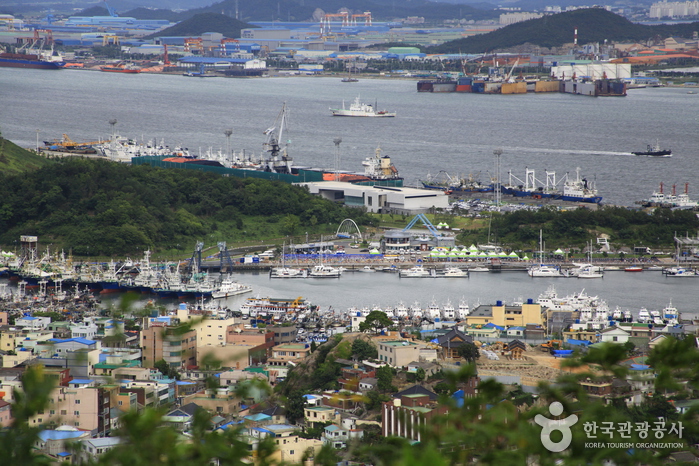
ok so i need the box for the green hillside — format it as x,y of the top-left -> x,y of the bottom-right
0,157 -> 374,257
0,134 -> 51,175
428,8 -> 699,53
141,12 -> 254,40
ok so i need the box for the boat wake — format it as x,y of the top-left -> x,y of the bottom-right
486,146 -> 634,158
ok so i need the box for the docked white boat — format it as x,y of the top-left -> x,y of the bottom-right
662,301 -> 680,324
576,265 -> 604,279
211,276 -> 253,299
528,264 -> 564,277
456,299 -> 470,320
442,300 -> 456,320
468,266 -> 490,272
357,266 -> 376,273
308,264 -> 342,278
638,308 -> 651,323
664,267 -> 699,277
399,265 -> 434,278
270,267 -> 307,278
441,266 -> 469,278
330,96 -> 396,117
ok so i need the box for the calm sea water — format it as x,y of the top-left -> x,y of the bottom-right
93,269 -> 696,319
1,68 -> 697,206
1,68 -> 698,315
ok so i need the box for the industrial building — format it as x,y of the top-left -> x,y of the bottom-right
300,181 -> 449,214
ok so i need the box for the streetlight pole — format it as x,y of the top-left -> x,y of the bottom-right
36,129 -> 40,153
493,148 -> 502,210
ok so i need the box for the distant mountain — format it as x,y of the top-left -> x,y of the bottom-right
141,12 -> 254,39
427,8 -> 699,53
72,0 -> 499,24
166,0 -> 498,23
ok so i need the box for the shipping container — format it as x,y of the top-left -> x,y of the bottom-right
417,80 -> 434,92
433,81 -> 456,92
501,82 -> 527,94
534,80 -> 561,93
484,82 -> 502,94
472,81 -> 485,93
456,76 -> 472,93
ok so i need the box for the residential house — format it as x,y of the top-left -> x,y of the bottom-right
0,399 -> 11,427
268,343 -> 311,366
244,424 -> 323,464
322,419 -> 364,449
140,321 -> 197,371
35,428 -> 91,459
377,340 -> 420,367
579,377 -> 613,398
506,326 -> 526,338
182,385 -> 242,415
259,405 -> 287,424
267,326 -> 299,345
466,301 -> 543,327
358,377 -> 378,392
31,386 -> 111,436
435,327 -> 473,360
393,385 -> 439,402
463,324 -> 500,340
162,402 -> 205,431
304,405 -> 340,427
524,324 -> 546,340
15,315 -> 51,330
76,437 -> 122,464
599,327 -> 630,344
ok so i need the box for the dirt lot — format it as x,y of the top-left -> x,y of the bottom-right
476,345 -> 589,384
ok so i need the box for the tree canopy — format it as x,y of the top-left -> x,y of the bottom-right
359,311 -> 393,334
0,157 -> 374,256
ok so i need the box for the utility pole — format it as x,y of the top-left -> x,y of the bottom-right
493,148 -> 502,210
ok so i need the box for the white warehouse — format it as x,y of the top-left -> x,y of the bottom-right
300,181 -> 449,214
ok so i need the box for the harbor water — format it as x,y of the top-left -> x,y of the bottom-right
1,69 -> 698,207
0,69 -> 698,317
167,269 -> 697,320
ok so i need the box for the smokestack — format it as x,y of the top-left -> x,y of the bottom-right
574,28 -> 578,46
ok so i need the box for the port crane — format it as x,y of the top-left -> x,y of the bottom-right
46,134 -> 103,148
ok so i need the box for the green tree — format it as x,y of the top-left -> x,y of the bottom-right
358,310 -> 393,334
351,338 -> 378,360
456,342 -> 480,362
284,390 -> 307,425
376,365 -> 396,393
154,359 -> 180,380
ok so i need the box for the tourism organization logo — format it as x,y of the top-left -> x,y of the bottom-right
535,401 -> 684,452
535,401 -> 578,452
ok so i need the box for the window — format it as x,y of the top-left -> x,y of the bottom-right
118,401 -> 123,406
61,410 -> 67,415
290,450 -> 295,455
50,410 -> 55,415
74,410 -> 80,415
75,399 -> 80,404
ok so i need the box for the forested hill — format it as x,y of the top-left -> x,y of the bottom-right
0,158 -> 374,257
80,0 -> 498,24
141,13 -> 254,40
427,8 -> 699,53
0,134 -> 51,175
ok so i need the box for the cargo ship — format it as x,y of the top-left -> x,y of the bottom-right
0,32 -> 65,70
501,167 -> 602,204
420,172 -> 492,193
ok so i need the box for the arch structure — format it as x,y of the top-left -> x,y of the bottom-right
336,219 -> 362,241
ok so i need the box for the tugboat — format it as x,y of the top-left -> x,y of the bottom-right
632,141 -> 672,157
